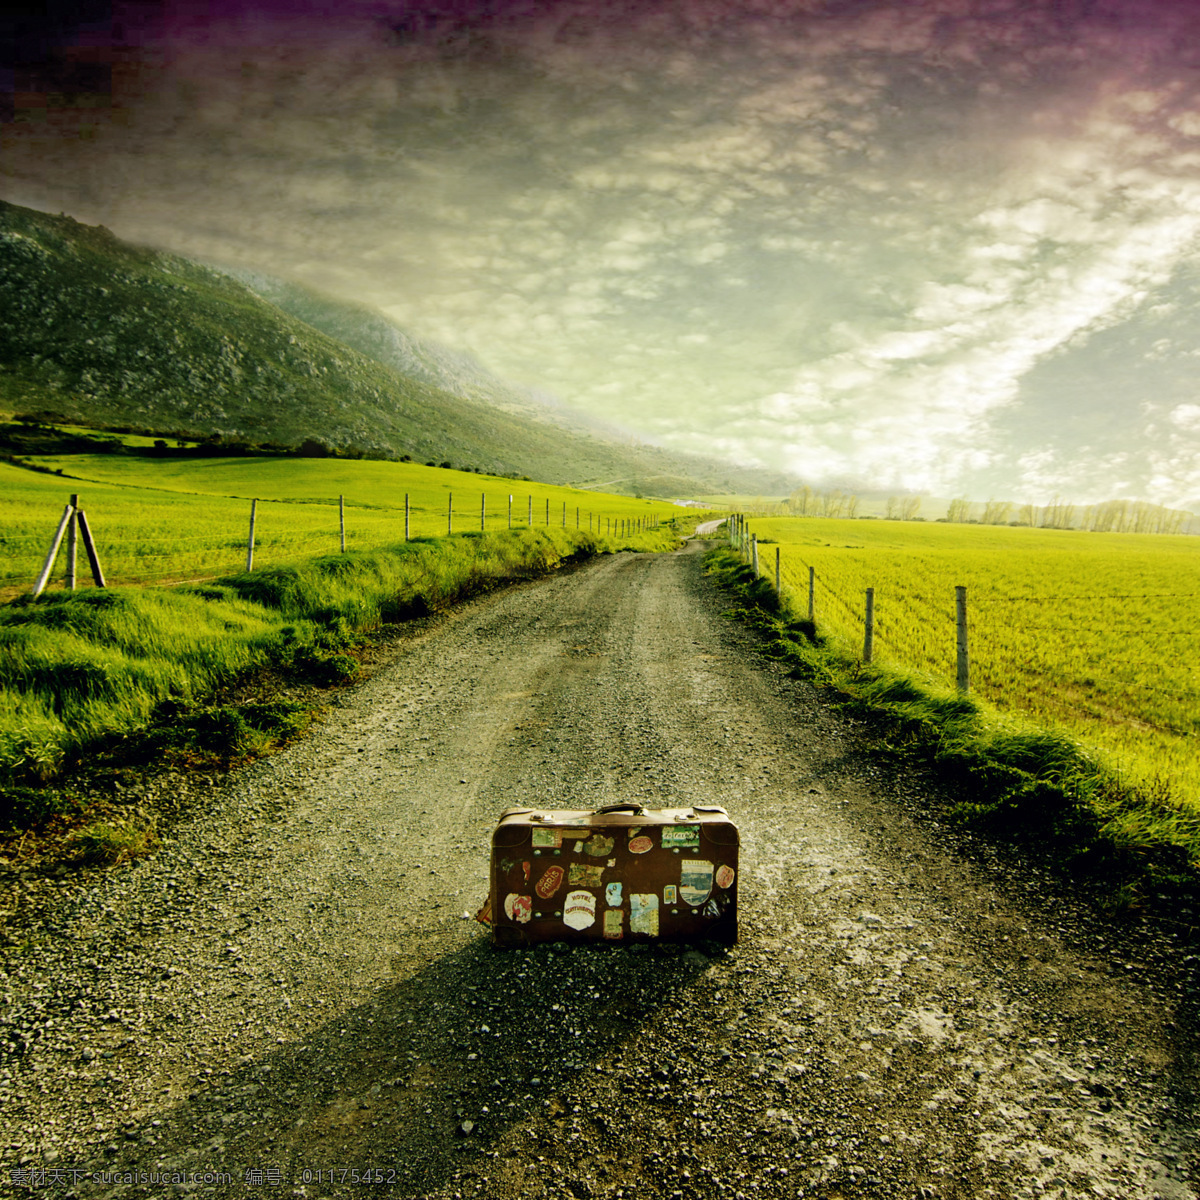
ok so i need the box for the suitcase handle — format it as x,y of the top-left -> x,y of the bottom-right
593,802 -> 647,815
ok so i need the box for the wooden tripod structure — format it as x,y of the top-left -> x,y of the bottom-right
32,493 -> 107,598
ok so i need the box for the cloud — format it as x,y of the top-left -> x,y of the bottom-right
1169,404 -> 1200,432
6,0 -> 1200,503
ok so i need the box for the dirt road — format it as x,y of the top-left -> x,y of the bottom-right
1,542 -> 1196,1199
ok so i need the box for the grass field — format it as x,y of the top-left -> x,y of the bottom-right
2,456 -> 670,594
0,453 -> 701,812
746,517 -> 1200,810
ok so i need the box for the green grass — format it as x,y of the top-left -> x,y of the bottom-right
1,456 -> 672,591
0,509 -> 689,805
67,818 -> 159,866
748,516 -> 1200,811
0,452 -> 701,825
709,532 -> 1200,903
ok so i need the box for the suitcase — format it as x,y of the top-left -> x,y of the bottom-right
483,802 -> 739,947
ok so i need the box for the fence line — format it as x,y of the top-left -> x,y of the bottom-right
730,513 -> 1196,707
12,492 -> 666,596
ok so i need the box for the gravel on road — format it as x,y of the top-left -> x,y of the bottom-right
0,541 -> 1196,1200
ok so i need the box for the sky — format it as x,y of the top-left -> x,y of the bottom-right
5,0 -> 1200,507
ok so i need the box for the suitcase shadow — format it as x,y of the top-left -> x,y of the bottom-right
89,935 -> 723,1197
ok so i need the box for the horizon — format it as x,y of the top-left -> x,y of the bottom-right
4,0 -> 1200,510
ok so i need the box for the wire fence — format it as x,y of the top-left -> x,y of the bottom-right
3,489 -> 663,595
727,516 -> 1200,795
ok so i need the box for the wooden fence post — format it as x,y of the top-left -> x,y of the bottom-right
32,502 -> 76,597
448,492 -> 453,536
562,501 -> 566,528
76,509 -> 106,588
481,491 -> 486,532
775,546 -> 781,594
863,587 -> 874,664
576,506 -> 580,529
339,494 -> 346,552
246,499 -> 257,572
528,495 -> 533,527
751,533 -> 759,575
508,494 -> 513,530
405,493 -> 410,542
66,493 -> 79,590
808,566 -> 815,622
956,585 -> 970,694
545,498 -> 550,526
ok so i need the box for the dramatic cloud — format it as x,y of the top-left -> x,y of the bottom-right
5,0 -> 1200,505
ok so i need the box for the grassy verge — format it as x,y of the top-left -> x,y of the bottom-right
0,522 -> 687,841
705,546 -> 1200,911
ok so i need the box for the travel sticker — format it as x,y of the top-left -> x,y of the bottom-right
531,829 -> 562,848
522,861 -> 531,883
662,825 -> 700,851
563,889 -> 597,931
715,864 -> 736,890
663,884 -> 677,905
630,893 -> 659,936
605,882 -> 623,907
603,909 -> 624,940
628,835 -> 653,855
568,863 -> 605,887
536,865 -> 565,899
583,835 -> 615,858
702,899 -> 721,919
503,893 -> 532,924
680,859 -> 714,907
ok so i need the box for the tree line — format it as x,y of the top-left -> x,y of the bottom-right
757,486 -> 1194,534
941,495 -> 1191,534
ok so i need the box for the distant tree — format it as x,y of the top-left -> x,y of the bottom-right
1040,496 -> 1075,529
900,496 -> 921,521
787,485 -> 812,515
296,438 -> 332,458
1131,501 -> 1156,534
440,461 -> 452,469
981,498 -> 1011,525
1086,499 -> 1188,534
845,494 -> 860,518
945,497 -> 971,523
885,496 -> 899,520
818,490 -> 846,518
1016,503 -> 1037,526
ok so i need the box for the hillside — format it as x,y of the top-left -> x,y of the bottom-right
0,200 -> 796,497
223,269 -> 621,437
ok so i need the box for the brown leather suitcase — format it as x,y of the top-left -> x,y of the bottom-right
483,802 -> 739,947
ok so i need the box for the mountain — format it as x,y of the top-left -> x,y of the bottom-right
223,269 -> 627,437
0,199 -> 796,495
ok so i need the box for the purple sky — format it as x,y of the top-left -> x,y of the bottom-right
5,0 -> 1200,506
